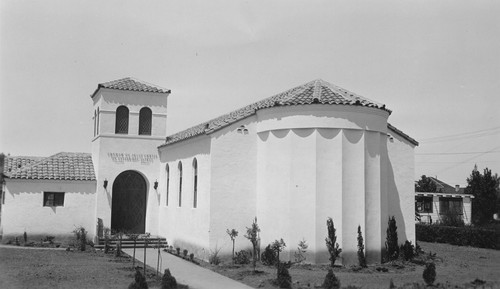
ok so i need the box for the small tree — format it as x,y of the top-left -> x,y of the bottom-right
127,233 -> 140,269
325,218 -> 342,267
276,262 -> 292,288
226,228 -> 238,264
322,268 -> 341,289
272,238 -> 286,264
161,269 -> 177,289
357,225 -> 367,268
466,165 -> 500,225
423,262 -> 436,286
415,175 -> 437,192
143,233 -> 150,278
294,238 -> 308,264
385,216 -> 399,261
244,217 -> 261,272
129,269 -> 148,289
400,240 -> 415,261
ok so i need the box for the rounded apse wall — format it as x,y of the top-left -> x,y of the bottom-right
255,104 -> 390,265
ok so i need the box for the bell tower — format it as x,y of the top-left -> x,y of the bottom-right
90,77 -> 170,234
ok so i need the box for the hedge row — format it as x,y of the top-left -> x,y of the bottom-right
416,223 -> 500,250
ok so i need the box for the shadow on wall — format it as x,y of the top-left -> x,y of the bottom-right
386,157 -> 407,243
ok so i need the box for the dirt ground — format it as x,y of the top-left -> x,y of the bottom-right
203,241 -> 500,289
0,246 -> 164,289
0,241 -> 498,289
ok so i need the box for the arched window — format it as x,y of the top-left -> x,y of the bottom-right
165,164 -> 170,206
178,161 -> 183,207
139,107 -> 152,135
96,108 -> 100,135
193,158 -> 198,208
115,106 -> 129,134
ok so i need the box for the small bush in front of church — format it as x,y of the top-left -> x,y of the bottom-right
72,226 -> 87,251
322,268 -> 341,289
261,244 -> 278,266
129,269 -> 148,289
276,261 -> 292,289
385,216 -> 399,261
234,250 -> 251,265
161,269 -> 177,289
422,262 -> 436,286
400,240 -> 415,261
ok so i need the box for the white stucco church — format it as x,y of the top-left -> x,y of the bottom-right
0,77 -> 418,265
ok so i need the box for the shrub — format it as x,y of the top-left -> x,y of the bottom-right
438,213 -> 465,227
400,240 -> 415,261
176,247 -> 180,255
416,223 -> 500,249
129,269 -> 148,289
276,262 -> 292,289
422,262 -> 436,286
357,225 -> 367,268
182,249 -> 188,258
23,232 -> 27,243
161,269 -> 177,289
325,218 -> 342,267
385,216 -> 399,261
209,246 -> 222,265
322,268 -> 341,289
234,250 -> 251,265
294,238 -> 308,263
262,244 -> 278,266
73,227 -> 87,251
189,253 -> 194,262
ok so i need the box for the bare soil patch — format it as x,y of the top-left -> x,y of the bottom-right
0,246 -> 165,289
200,242 -> 500,288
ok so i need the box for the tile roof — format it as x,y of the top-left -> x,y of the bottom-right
91,77 -> 171,98
161,79 -> 392,147
388,123 -> 419,146
415,177 -> 466,194
4,152 -> 96,181
3,156 -> 44,174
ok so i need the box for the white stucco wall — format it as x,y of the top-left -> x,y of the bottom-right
1,179 -> 96,244
158,135 -> 212,258
208,117 -> 258,257
387,129 -> 417,245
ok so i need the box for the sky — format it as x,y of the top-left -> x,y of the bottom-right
1,0 -> 499,186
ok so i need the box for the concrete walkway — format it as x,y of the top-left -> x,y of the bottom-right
122,248 -> 253,289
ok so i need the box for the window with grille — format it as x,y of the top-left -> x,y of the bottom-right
115,106 -> 129,134
416,196 -> 433,213
178,161 -> 182,207
43,192 -> 65,207
193,158 -> 198,208
139,107 -> 152,135
166,164 -> 170,206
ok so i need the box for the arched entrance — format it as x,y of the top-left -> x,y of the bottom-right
111,170 -> 147,233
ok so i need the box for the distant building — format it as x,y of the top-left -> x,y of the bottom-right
1,77 -> 418,265
415,177 -> 474,225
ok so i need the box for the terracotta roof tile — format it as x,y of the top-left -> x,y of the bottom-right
161,79 -> 391,146
4,152 -> 96,181
91,77 -> 170,98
